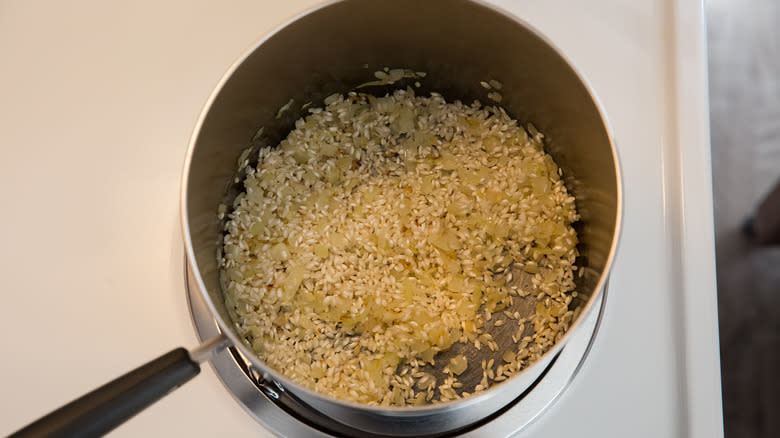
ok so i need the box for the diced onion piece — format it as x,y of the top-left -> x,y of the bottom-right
311,363 -> 326,379
411,340 -> 430,354
438,153 -> 458,170
250,221 -> 266,236
421,175 -> 435,194
532,176 -> 550,195
281,264 -> 305,300
336,156 -> 353,171
329,232 -> 348,249
535,301 -> 548,316
483,135 -> 502,153
397,107 -> 415,133
429,228 -> 460,253
502,350 -> 515,363
324,93 -> 341,105
314,244 -> 329,259
524,263 -> 539,274
320,142 -> 339,156
447,200 -> 469,217
269,242 -> 290,261
449,354 -> 468,375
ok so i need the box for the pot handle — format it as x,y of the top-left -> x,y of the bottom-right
9,335 -> 228,438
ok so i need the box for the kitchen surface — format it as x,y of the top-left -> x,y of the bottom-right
0,1 -> 723,437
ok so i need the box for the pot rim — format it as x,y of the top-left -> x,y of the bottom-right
180,0 -> 623,416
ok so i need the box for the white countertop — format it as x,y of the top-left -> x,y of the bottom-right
0,1 -> 722,436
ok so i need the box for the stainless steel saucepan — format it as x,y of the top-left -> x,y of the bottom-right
11,0 -> 621,436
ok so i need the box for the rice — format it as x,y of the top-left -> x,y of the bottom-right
220,88 -> 580,406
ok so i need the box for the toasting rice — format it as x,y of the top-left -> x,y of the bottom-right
220,88 -> 581,406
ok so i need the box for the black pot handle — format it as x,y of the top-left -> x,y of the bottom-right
9,336 -> 228,438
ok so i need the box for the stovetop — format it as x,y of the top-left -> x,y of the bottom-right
0,1 -> 722,437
